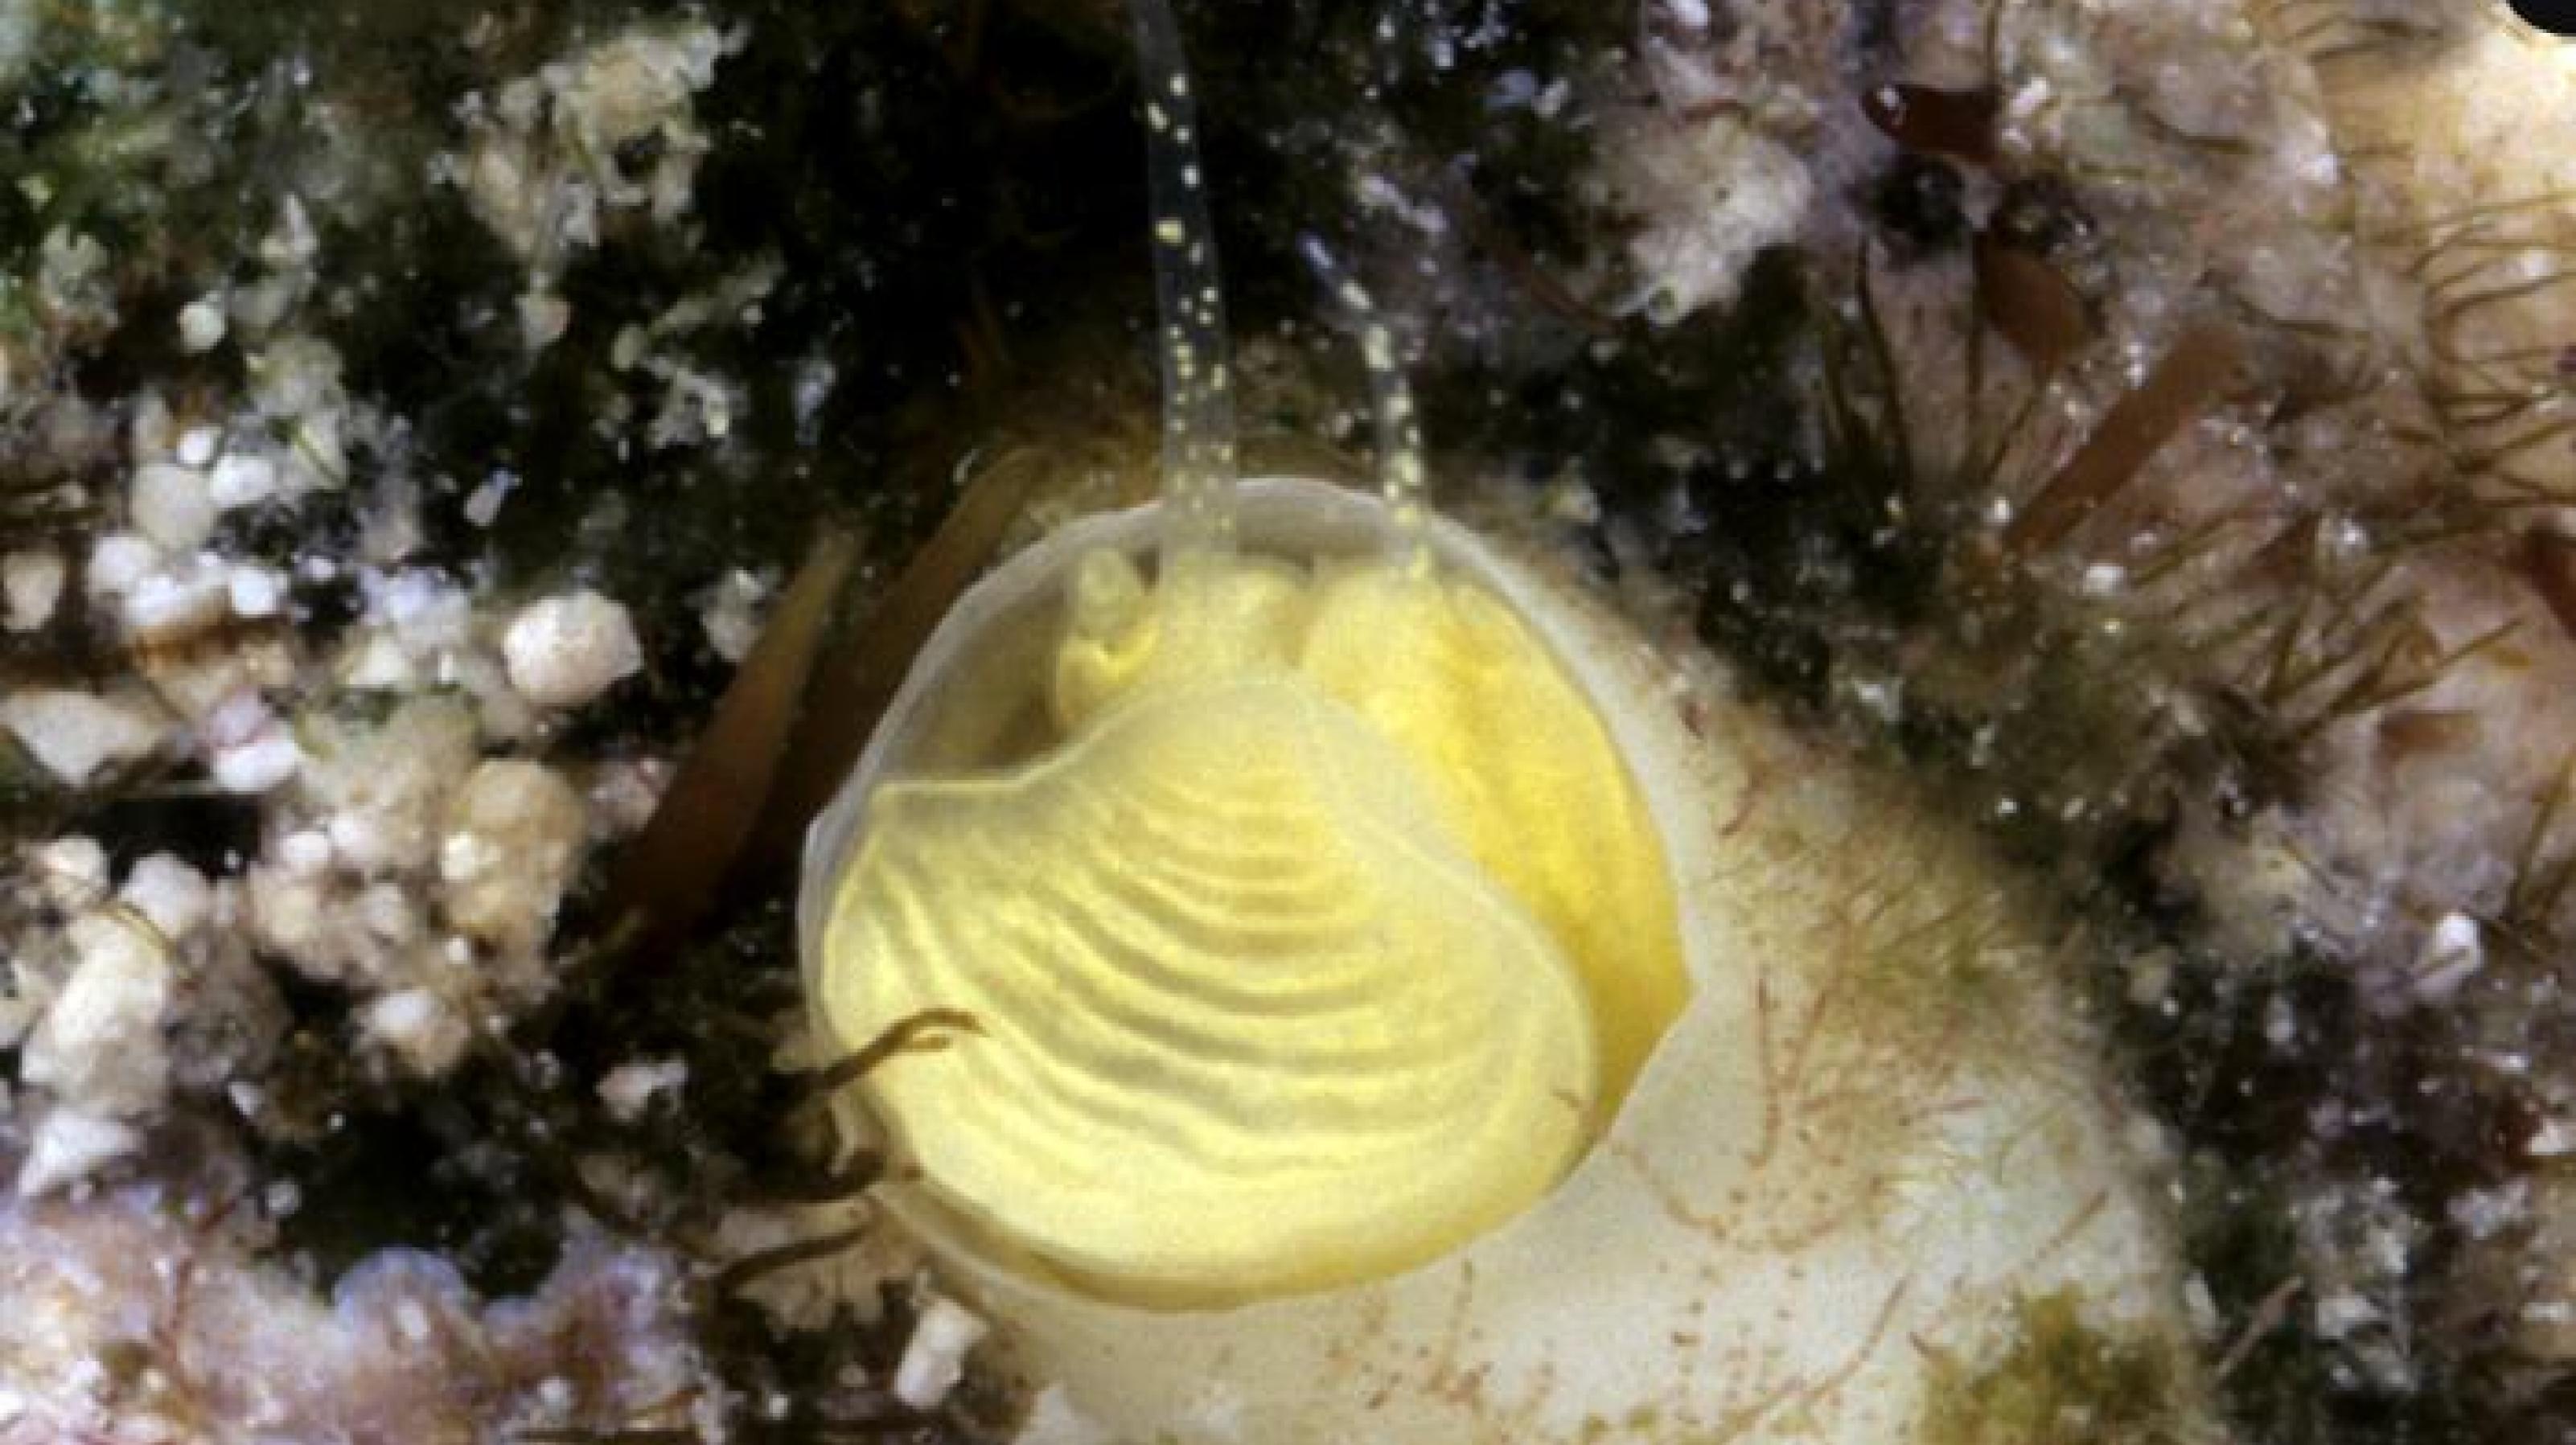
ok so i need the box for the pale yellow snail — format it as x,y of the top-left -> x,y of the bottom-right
796,2 -> 2212,1441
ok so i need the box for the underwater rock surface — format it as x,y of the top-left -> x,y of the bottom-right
0,1 -> 2572,1443
0,1128 -> 718,1443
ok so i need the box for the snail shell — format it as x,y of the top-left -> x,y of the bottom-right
799,478 -> 2198,1443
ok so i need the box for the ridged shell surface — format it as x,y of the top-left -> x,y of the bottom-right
817,672 -> 1595,1305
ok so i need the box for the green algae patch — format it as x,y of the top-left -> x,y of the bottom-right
1921,1291 -> 2198,1445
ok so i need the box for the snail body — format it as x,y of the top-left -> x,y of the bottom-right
799,482 -> 2197,1443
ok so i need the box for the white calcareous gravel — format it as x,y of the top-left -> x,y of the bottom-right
300,696 -> 479,875
1592,109 -> 1813,322
440,759 -> 588,957
210,720 -> 306,794
892,1296 -> 992,1411
1,548 -> 64,632
696,565 -> 770,663
176,293 -> 228,352
596,1057 -> 689,1123
130,460 -> 217,551
26,836 -> 109,913
14,1109 -> 141,1197
208,450 -> 280,509
121,560 -> 232,642
175,425 -> 220,467
20,911 -> 176,1119
83,529 -> 159,597
360,985 -> 473,1078
118,854 -> 213,942
226,561 -> 289,618
0,688 -> 163,786
502,589 -> 644,710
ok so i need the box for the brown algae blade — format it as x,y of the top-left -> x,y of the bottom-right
605,528 -> 859,948
746,458 -> 1049,878
2005,323 -> 2242,559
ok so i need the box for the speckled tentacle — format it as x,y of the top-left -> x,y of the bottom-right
1297,233 -> 1431,574
1129,0 -> 1237,566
